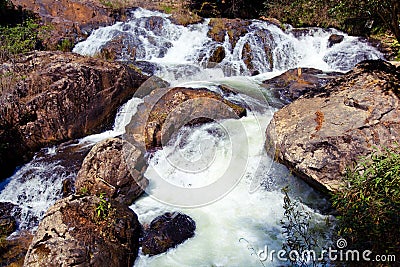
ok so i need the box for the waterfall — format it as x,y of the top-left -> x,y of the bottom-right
0,7 -> 383,266
74,7 -> 382,82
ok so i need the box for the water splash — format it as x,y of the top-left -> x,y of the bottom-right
0,97 -> 143,230
74,8 -> 382,82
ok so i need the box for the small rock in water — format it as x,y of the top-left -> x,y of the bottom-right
328,34 -> 344,48
142,212 -> 196,256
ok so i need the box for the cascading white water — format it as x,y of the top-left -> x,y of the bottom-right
0,97 -> 143,230
73,7 -> 382,83
0,7 -> 383,266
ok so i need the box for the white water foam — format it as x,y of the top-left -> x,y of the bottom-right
0,7 -> 381,266
74,8 -> 382,80
131,111 -> 330,266
0,97 -> 143,230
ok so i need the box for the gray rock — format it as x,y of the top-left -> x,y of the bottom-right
75,138 -> 148,205
327,34 -> 344,48
262,67 -> 341,106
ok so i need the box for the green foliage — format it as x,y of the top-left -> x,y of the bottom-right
56,38 -> 74,52
261,0 -> 400,42
281,187 -> 329,266
0,18 -> 50,61
99,0 -> 129,9
392,39 -> 400,61
78,186 -> 89,196
161,4 -> 174,14
332,147 -> 400,256
263,0 -> 337,28
95,193 -> 111,220
329,0 -> 400,40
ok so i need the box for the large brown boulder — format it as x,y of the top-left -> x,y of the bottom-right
0,202 -> 20,237
0,51 -> 148,180
266,60 -> 400,192
142,212 -> 196,256
75,138 -> 148,205
23,195 -> 142,267
124,87 -> 246,151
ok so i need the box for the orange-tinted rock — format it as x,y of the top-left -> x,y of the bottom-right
125,87 -> 246,151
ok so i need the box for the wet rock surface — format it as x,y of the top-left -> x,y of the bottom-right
206,18 -> 274,73
75,138 -> 148,205
262,67 -> 342,106
0,51 -> 148,180
142,212 -> 196,256
266,60 -> 400,192
0,231 -> 33,267
0,202 -> 20,237
124,87 -> 246,151
24,195 -> 142,267
207,18 -> 250,49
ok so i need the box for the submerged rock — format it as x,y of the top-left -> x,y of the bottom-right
327,34 -> 344,48
75,138 -> 148,205
142,212 -> 196,256
266,60 -> 400,192
24,195 -> 142,267
0,51 -> 148,180
124,87 -> 246,151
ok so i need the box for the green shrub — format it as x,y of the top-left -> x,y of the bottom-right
332,147 -> 400,256
0,18 -> 50,61
281,187 -> 330,266
56,38 -> 74,52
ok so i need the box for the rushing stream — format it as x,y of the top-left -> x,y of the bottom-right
0,7 -> 383,266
